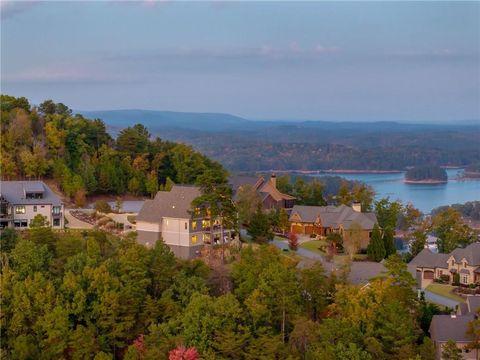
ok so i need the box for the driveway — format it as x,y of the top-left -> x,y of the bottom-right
64,209 -> 94,229
423,290 -> 460,309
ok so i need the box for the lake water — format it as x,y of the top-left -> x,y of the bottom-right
311,169 -> 480,214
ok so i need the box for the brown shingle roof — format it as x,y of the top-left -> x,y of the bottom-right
429,314 -> 475,342
451,243 -> 480,266
289,205 -> 377,229
137,185 -> 201,223
410,249 -> 450,268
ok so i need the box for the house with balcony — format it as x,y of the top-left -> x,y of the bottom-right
410,242 -> 480,289
0,181 -> 64,229
136,185 -> 235,259
289,204 -> 377,249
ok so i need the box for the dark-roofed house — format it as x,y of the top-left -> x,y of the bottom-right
230,174 -> 295,211
430,296 -> 480,359
0,181 -> 64,229
288,204 -> 377,249
410,243 -> 480,289
136,185 -> 235,259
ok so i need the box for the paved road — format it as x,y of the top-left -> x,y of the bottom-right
423,290 -> 460,309
64,209 -> 94,229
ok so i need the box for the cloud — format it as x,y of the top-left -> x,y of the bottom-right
1,1 -> 38,20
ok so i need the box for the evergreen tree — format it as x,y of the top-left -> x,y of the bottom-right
247,205 -> 274,244
382,226 -> 396,257
367,223 -> 386,262
442,340 -> 462,360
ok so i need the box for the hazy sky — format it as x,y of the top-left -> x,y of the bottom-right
1,1 -> 479,122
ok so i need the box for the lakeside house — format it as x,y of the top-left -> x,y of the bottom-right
0,181 -> 64,229
136,185 -> 235,259
430,296 -> 480,360
229,174 -> 295,211
410,243 -> 480,289
288,204 -> 377,249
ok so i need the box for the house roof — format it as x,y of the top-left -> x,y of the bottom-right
258,180 -> 296,202
429,314 -> 475,342
411,243 -> 480,269
0,181 -> 62,206
229,175 -> 263,194
410,249 -> 450,269
136,185 -> 201,223
450,243 -> 480,266
229,174 -> 295,202
289,204 -> 377,230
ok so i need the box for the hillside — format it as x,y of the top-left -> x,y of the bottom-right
80,109 -> 480,171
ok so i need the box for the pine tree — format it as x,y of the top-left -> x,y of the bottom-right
383,226 -> 396,257
367,223 -> 386,262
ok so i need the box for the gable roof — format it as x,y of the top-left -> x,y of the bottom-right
410,249 -> 450,268
289,205 -> 377,229
411,243 -> 480,269
258,180 -> 296,202
136,185 -> 201,223
0,181 -> 62,206
229,174 -> 295,202
450,243 -> 480,266
429,314 -> 475,342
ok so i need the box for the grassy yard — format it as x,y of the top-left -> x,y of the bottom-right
299,240 -> 326,255
426,284 -> 465,303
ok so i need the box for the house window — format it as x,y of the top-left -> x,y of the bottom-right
184,222 -> 188,230
15,206 -> 26,214
462,275 -> 469,284
33,206 -> 37,212
202,220 -> 210,228
13,220 -> 28,227
191,235 -> 198,244
192,221 -> 197,230
52,206 -> 61,214
451,260 -> 455,267
194,207 -> 201,216
438,270 -> 443,276
53,218 -> 60,227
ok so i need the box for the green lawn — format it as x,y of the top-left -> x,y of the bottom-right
299,240 -> 326,255
426,284 -> 465,303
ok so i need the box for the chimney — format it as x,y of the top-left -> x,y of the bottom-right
270,173 -> 277,189
352,202 -> 361,212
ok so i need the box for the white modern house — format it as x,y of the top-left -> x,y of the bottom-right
136,185 -> 234,259
0,181 -> 64,229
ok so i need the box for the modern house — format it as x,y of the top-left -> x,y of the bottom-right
289,204 -> 377,249
0,181 -> 64,229
410,243 -> 480,289
430,296 -> 480,359
229,174 -> 295,211
136,185 -> 235,259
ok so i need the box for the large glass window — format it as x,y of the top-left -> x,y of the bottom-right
15,206 -> 26,214
202,219 -> 210,228
33,206 -> 37,212
191,235 -> 198,244
14,220 -> 28,227
53,218 -> 60,227
52,206 -> 61,214
192,221 -> 197,230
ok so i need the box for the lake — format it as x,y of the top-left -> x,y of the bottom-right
311,169 -> 480,214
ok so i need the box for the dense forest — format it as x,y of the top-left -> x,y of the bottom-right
431,201 -> 480,221
0,226 -> 445,359
0,95 -> 226,205
404,166 -> 448,182
84,109 -> 480,172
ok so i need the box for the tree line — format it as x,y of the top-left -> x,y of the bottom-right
0,223 -> 453,359
0,95 -> 227,206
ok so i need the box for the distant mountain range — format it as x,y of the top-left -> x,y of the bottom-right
78,109 -> 480,171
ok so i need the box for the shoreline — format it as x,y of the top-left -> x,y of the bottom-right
404,179 -> 448,184
263,169 -> 404,175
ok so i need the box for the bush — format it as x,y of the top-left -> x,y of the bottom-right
95,200 -> 112,214
288,232 -> 299,251
97,216 -> 111,226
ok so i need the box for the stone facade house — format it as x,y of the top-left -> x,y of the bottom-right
289,204 -> 377,249
430,296 -> 480,359
410,243 -> 480,289
136,185 -> 234,259
0,181 -> 64,229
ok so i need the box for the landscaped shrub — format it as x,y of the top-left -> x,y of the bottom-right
288,232 -> 299,251
95,200 -> 112,214
440,274 -> 450,283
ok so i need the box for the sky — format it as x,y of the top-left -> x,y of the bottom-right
1,1 -> 479,122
